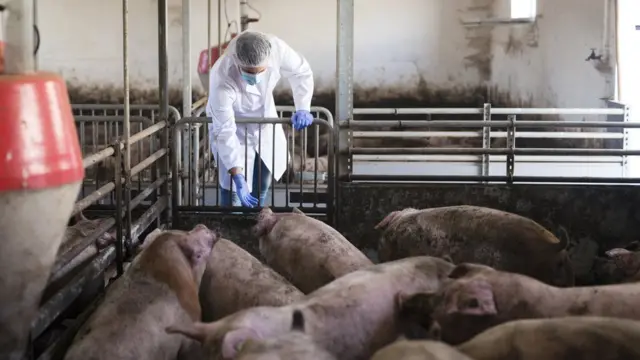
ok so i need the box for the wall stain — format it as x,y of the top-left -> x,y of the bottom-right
463,0 -> 495,81
66,77 -> 613,150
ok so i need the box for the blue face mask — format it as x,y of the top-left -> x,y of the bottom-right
241,71 -> 261,86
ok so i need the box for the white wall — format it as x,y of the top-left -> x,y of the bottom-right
35,0 -> 615,107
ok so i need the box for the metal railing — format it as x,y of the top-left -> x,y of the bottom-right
341,103 -> 637,184
33,107 -> 175,351
172,107 -> 335,222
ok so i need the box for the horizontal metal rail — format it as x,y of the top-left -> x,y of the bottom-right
346,174 -> 640,184
352,131 -> 625,139
349,148 -> 640,156
353,107 -> 626,115
347,120 -> 640,129
353,155 -> 626,163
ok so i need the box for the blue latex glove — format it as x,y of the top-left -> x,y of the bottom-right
291,110 -> 313,131
232,174 -> 259,208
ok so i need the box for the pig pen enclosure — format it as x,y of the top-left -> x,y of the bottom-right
20,0 -> 640,359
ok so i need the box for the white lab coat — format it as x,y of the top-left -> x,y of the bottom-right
206,31 -> 314,192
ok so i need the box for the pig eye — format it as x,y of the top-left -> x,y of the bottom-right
464,298 -> 479,309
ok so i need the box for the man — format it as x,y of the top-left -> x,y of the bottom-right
207,31 -> 314,208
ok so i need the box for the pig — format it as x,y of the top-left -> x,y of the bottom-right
375,205 -> 574,287
371,340 -> 473,360
166,256 -> 455,360
457,317 -> 640,360
417,262 -> 640,344
63,224 -> 220,360
199,238 -> 305,321
253,207 -> 373,293
592,244 -> 640,284
234,310 -> 337,360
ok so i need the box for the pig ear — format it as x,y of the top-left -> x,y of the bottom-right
165,322 -> 209,343
222,328 -> 261,359
292,207 -> 305,215
555,226 -> 570,251
448,263 -> 491,279
374,210 -> 402,231
180,225 -> 218,265
447,279 -> 497,316
252,207 -> 277,238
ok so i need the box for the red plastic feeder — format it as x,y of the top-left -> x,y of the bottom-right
0,72 -> 84,359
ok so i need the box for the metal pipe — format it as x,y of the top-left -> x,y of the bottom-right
130,149 -> 167,178
182,0 -> 192,118
4,0 -> 35,73
82,148 -> 115,169
158,0 -> 170,225
352,108 -> 626,115
353,154 -> 626,163
350,131 -> 625,139
32,248 -> 114,339
348,120 -> 640,129
49,218 -> 116,283
349,147 -> 640,156
130,198 -> 168,247
346,174 -> 640,184
72,182 -> 116,216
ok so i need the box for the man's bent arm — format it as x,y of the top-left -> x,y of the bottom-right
277,37 -> 314,112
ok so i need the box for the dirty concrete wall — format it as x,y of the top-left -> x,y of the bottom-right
36,0 -> 613,110
490,0 -> 616,109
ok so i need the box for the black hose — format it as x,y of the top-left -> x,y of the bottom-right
0,6 -> 42,56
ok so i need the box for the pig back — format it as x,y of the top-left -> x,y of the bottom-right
371,340 -> 473,360
378,205 -> 572,286
261,214 -> 373,293
199,239 -> 305,321
457,317 -> 640,360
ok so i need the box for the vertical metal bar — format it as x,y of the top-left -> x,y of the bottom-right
335,0 -> 354,226
172,126 -> 180,226
258,126 -> 262,206
182,0 -> 192,119
114,141 -> 124,276
314,124 -> 319,207
158,0 -> 170,224
123,0 -> 133,256
193,126 -> 200,205
506,115 -> 516,184
299,128 -> 304,209
271,125 -> 276,207
4,0 -> 35,74
482,103 -> 491,180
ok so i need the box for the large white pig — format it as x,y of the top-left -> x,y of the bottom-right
234,310 -> 337,360
63,225 -> 219,360
457,317 -> 640,360
166,256 -> 454,360
199,238 -> 305,321
417,262 -> 640,344
371,340 -> 473,360
375,205 -> 574,287
253,207 -> 373,293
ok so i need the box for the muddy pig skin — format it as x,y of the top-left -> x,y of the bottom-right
199,238 -> 305,321
63,225 -> 220,360
371,340 -> 473,360
375,205 -> 574,287
421,263 -> 640,344
235,310 -> 337,360
592,245 -> 640,284
166,256 -> 454,360
457,317 -> 640,360
253,207 -> 373,293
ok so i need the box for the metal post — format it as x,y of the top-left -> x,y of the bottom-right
335,0 -> 354,227
182,0 -> 192,118
122,0 -> 133,256
158,0 -> 170,225
506,115 -> 516,184
482,103 -> 491,179
4,0 -> 35,74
